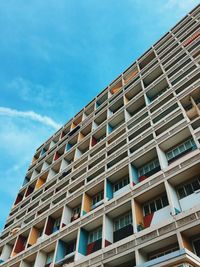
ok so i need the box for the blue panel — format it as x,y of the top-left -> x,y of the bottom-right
41,148 -> 47,156
78,228 -> 88,255
106,180 -> 113,200
131,164 -> 138,185
22,177 -> 29,186
108,124 -> 113,134
66,143 -> 72,151
56,240 -> 66,262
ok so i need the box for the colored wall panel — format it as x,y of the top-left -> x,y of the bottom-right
78,229 -> 88,255
28,227 -> 39,246
106,180 -> 113,200
45,217 -> 55,235
56,240 -> 66,262
83,194 -> 92,214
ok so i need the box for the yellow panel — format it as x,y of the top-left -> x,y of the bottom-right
71,122 -> 77,130
83,193 -> 92,213
28,227 -> 39,246
110,80 -> 122,95
111,86 -> 121,95
181,234 -> 193,251
124,69 -> 138,84
78,132 -> 85,142
134,201 -> 143,225
35,178 -> 45,190
124,95 -> 129,105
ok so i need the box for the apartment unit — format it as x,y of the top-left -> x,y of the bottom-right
0,4 -> 200,267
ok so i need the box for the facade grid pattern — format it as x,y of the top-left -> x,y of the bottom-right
1,4 -> 200,267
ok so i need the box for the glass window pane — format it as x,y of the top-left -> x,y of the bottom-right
173,148 -> 179,157
162,195 -> 169,207
177,187 -> 186,199
156,198 -> 162,210
149,162 -> 154,170
93,231 -> 97,241
144,165 -> 149,173
185,183 -> 193,195
192,180 -> 200,191
185,140 -> 191,149
114,184 -> 118,192
179,144 -> 185,153
167,151 -> 173,160
144,205 -> 150,216
124,178 -> 129,186
193,239 -> 200,257
150,201 -> 156,213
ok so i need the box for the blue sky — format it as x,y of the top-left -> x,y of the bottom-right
0,0 -> 199,231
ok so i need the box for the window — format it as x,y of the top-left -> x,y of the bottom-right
72,206 -> 81,217
143,195 -> 169,216
138,159 -> 160,177
88,227 -> 102,244
166,138 -> 196,162
114,212 -> 132,231
71,205 -> 81,222
193,238 -> 200,257
92,191 -> 104,206
113,176 -> 129,192
53,217 -> 61,232
46,252 -> 54,264
149,246 -> 179,260
177,177 -> 200,199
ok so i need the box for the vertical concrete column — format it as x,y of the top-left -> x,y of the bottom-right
103,214 -> 113,248
61,205 -> 72,227
165,180 -> 181,215
34,251 -> 47,267
156,145 -> 168,171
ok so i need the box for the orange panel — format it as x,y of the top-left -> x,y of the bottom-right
134,201 -> 143,225
83,193 -> 92,213
28,227 -> 39,246
35,177 -> 45,190
78,132 -> 85,142
124,70 -> 138,84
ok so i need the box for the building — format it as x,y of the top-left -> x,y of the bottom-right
0,4 -> 200,267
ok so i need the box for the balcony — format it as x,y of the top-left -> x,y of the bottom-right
130,149 -> 160,185
78,222 -> 103,257
166,138 -> 197,164
113,212 -> 133,242
55,238 -> 76,266
134,183 -> 170,231
82,181 -> 104,215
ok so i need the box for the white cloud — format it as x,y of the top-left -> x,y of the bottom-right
164,0 -> 199,10
8,77 -> 56,107
0,107 -> 62,130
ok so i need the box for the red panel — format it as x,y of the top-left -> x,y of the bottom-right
139,176 -> 147,182
25,186 -> 34,197
143,213 -> 154,228
105,240 -> 112,247
91,137 -> 97,147
54,151 -> 60,161
45,217 -> 55,235
61,131 -> 66,139
87,242 -> 95,255
14,236 -> 26,253
14,194 -> 23,205
183,31 -> 200,46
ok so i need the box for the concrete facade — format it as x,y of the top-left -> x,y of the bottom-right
0,4 -> 200,267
